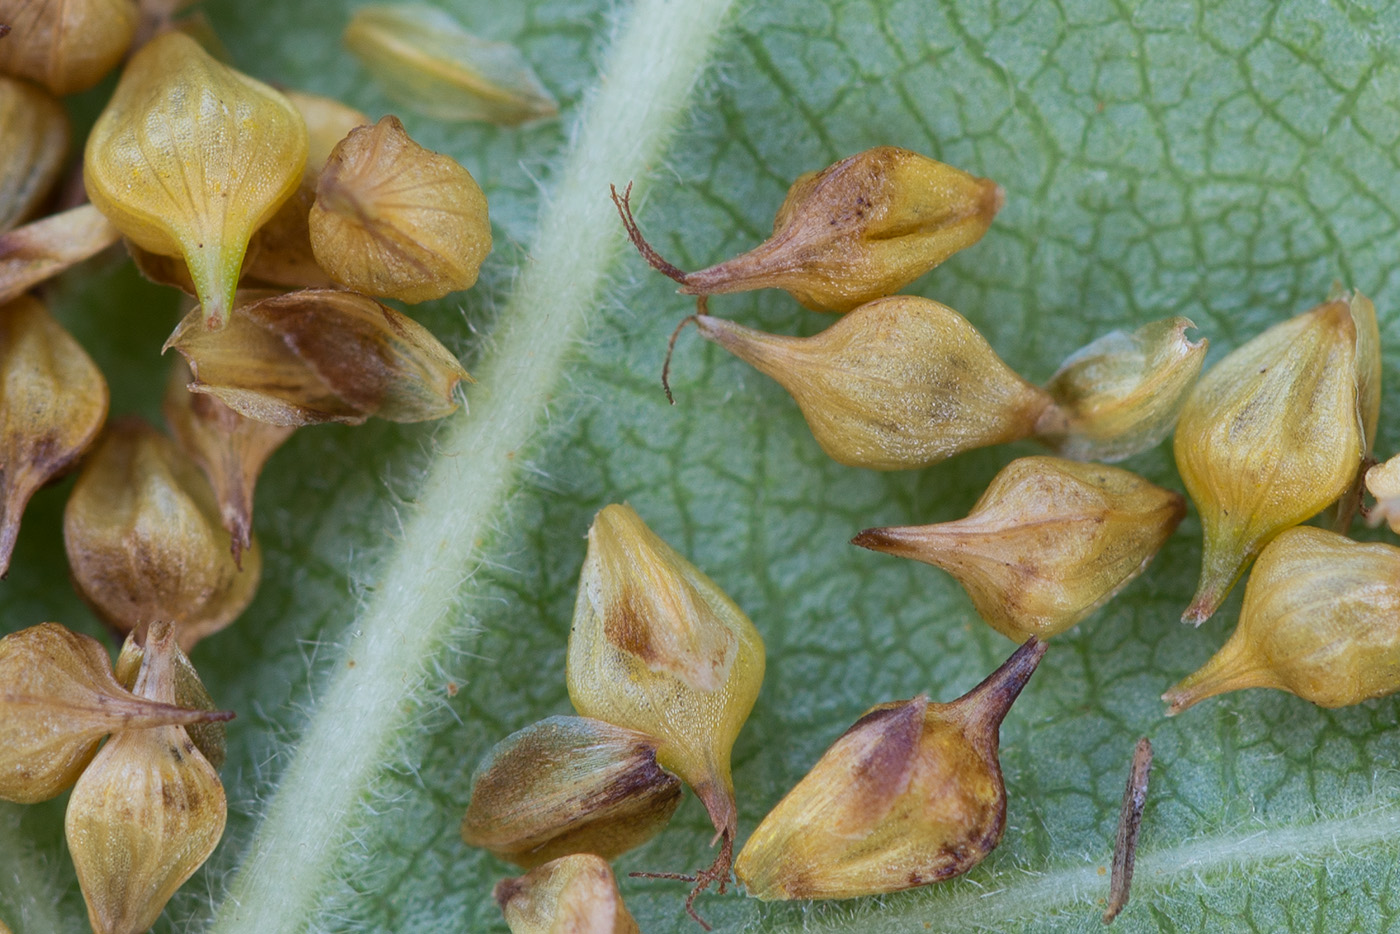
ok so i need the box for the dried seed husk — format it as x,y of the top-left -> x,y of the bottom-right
1042,316 -> 1207,462
0,0 -> 138,95
344,4 -> 558,126
494,854 -> 640,934
1174,290 -> 1376,624
309,114 -> 491,303
694,297 -> 1063,470
164,358 -> 293,565
461,715 -> 682,868
115,628 -> 226,770
0,204 -> 122,306
83,31 -> 308,330
854,457 -> 1185,641
1366,454 -> 1400,533
1164,526 -> 1400,713
0,622 -> 231,804
0,294 -> 108,576
164,288 -> 470,426
65,621 -> 228,934
735,638 -> 1047,900
0,75 -> 68,232
63,417 -> 262,651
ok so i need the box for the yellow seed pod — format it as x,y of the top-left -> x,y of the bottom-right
567,504 -> 764,849
115,628 -> 227,770
0,75 -> 68,231
83,31 -> 308,330
694,297 -> 1062,470
309,114 -> 492,303
494,854 -> 640,934
461,715 -> 682,868
0,295 -> 109,576
1164,526 -> 1400,713
1042,317 -> 1208,462
63,418 -> 263,650
1174,289 -> 1377,623
0,204 -> 122,307
0,0 -> 138,95
619,147 -> 1002,313
65,621 -> 228,934
0,622 -> 231,804
344,4 -> 558,126
736,638 -> 1047,900
1366,454 -> 1400,533
854,457 -> 1185,641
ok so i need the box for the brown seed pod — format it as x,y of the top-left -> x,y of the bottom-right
114,628 -> 227,770
494,853 -> 640,934
0,75 -> 68,232
734,638 -> 1047,900
0,0 -> 138,95
0,204 -> 122,306
0,294 -> 109,576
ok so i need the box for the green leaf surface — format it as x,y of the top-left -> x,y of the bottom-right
4,0 -> 1400,932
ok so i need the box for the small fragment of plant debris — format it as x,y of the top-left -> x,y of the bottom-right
0,75 -> 68,232
0,294 -> 109,576
114,626 -> 228,770
164,288 -> 471,426
494,853 -> 641,934
310,114 -> 492,303
0,622 -> 231,804
1103,737 -> 1152,924
1175,287 -> 1378,624
1365,454 -> 1400,533
0,204 -> 122,306
461,715 -> 682,868
63,417 -> 263,651
854,457 -> 1185,641
615,146 -> 1002,312
343,3 -> 558,125
567,503 -> 765,926
1165,526 -> 1400,713
0,0 -> 138,95
65,621 -> 228,934
734,638 -> 1047,900
84,30 -> 308,330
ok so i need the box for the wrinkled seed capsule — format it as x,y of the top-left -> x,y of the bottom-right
0,0 -> 138,95
0,75 -> 68,232
115,628 -> 227,770
494,853 -> 640,934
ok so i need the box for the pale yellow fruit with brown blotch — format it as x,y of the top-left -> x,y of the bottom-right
494,854 -> 639,934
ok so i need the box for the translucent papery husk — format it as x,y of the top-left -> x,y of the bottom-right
63,418 -> 263,651
1174,291 -> 1374,624
115,627 -> 227,770
164,358 -> 294,566
461,715 -> 683,868
0,622 -> 231,804
164,289 -> 471,426
343,4 -> 559,126
853,457 -> 1186,641
735,638 -> 1047,900
65,621 -> 228,934
0,204 -> 122,306
1164,527 -> 1400,714
83,31 -> 308,330
1041,316 -> 1208,462
695,297 -> 1063,470
1366,454 -> 1400,533
0,75 -> 68,232
0,0 -> 139,95
494,854 -> 641,934
0,294 -> 109,576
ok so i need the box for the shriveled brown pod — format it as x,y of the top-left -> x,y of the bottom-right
0,204 -> 122,306
164,289 -> 470,426
0,75 -> 68,232
115,628 -> 227,770
0,0 -> 139,95
63,418 -> 262,650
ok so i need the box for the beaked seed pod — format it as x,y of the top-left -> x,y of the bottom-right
63,418 -> 262,650
84,31 -> 309,330
1164,527 -> 1400,713
0,75 -> 68,232
1175,289 -> 1378,624
620,148 -> 1002,313
0,295 -> 109,576
1042,317 -> 1208,462
65,621 -> 228,934
854,457 -> 1185,640
494,854 -> 640,934
164,289 -> 470,426
694,297 -> 1063,470
0,622 -> 231,804
0,204 -> 122,307
461,715 -> 682,868
735,638 -> 1047,900
114,629 -> 226,770
0,0 -> 138,95
309,115 -> 492,303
